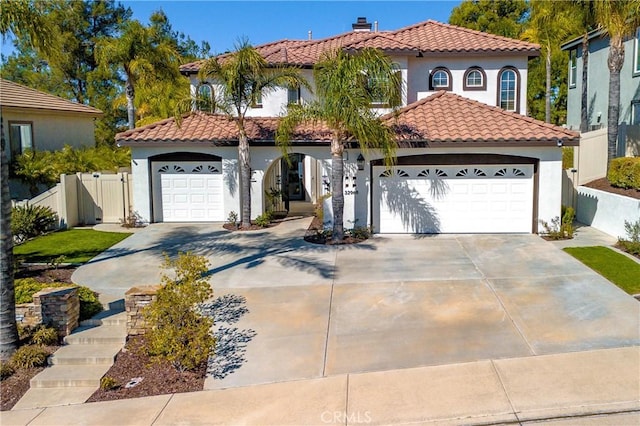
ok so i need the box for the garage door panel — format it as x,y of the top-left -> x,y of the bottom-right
154,161 -> 224,222
375,165 -> 533,234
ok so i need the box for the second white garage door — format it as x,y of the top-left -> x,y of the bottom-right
153,161 -> 224,222
374,164 -> 534,233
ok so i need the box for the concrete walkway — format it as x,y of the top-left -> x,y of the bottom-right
2,346 -> 638,425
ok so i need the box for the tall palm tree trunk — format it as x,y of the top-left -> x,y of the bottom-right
330,136 -> 344,242
1,120 -> 19,361
580,34 -> 590,133
126,77 -> 136,130
238,129 -> 252,228
545,45 -> 552,123
606,37 -> 624,172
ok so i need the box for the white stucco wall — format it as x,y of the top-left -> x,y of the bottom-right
577,186 -> 640,238
1,108 -> 96,161
410,56 -> 530,114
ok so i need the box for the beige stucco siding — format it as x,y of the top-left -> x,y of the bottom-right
2,108 -> 96,160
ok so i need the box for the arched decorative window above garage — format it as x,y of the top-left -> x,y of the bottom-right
429,67 -> 452,91
463,67 -> 486,91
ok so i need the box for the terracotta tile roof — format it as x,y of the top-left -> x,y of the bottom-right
116,111 -> 333,146
118,93 -> 578,147
391,20 -> 540,55
0,79 -> 103,116
383,91 -> 579,145
180,19 -> 539,73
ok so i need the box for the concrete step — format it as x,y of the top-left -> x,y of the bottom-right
48,343 -> 122,365
29,364 -> 111,388
12,387 -> 97,410
63,324 -> 126,345
80,311 -> 127,327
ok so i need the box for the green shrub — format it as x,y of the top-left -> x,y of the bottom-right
144,253 -> 215,372
31,326 -> 59,346
11,205 -> 58,244
617,219 -> 640,256
76,287 -> 103,321
540,206 -> 575,240
100,376 -> 120,391
253,212 -> 272,228
607,157 -> 640,190
562,147 -> 574,170
14,279 -> 102,321
11,345 -> 49,368
226,211 -> 238,227
347,226 -> 373,240
0,361 -> 15,380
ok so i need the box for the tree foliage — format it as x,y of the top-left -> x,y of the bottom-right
198,39 -> 309,228
449,0 -> 529,38
144,253 -> 215,373
277,48 -> 401,242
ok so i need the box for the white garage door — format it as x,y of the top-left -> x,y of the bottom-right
374,164 -> 534,233
153,162 -> 224,222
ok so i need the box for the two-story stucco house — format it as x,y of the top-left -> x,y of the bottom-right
561,27 -> 640,155
117,18 -> 579,234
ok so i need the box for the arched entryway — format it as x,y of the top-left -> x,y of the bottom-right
263,153 -> 324,216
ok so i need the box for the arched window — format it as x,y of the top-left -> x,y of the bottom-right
429,67 -> 452,91
196,83 -> 214,113
497,67 -> 520,112
463,67 -> 486,90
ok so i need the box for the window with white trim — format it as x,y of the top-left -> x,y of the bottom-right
287,87 -> 300,105
569,49 -> 578,87
498,68 -> 518,112
631,100 -> 640,125
196,83 -> 214,112
9,122 -> 33,160
466,70 -> 482,87
429,67 -> 452,91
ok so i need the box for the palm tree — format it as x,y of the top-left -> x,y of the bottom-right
522,0 -> 578,123
0,0 -> 53,361
277,48 -> 402,242
96,17 -> 180,129
198,40 -> 309,228
595,0 -> 640,170
571,1 -> 597,133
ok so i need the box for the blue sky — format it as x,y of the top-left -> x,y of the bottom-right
124,1 -> 462,54
2,1 -> 462,58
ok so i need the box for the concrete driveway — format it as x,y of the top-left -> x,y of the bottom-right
73,218 -> 640,390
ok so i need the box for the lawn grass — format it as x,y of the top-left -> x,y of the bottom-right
563,246 -> 640,295
13,229 -> 131,264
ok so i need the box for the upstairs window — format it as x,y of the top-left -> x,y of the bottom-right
463,67 -> 486,91
632,100 -> 640,125
498,67 -> 519,112
287,87 -> 300,105
569,49 -> 578,87
9,122 -> 33,160
634,27 -> 640,75
252,90 -> 263,108
429,67 -> 452,91
366,68 -> 402,107
196,84 -> 214,113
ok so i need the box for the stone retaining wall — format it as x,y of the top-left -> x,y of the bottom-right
15,287 -> 79,337
125,285 -> 161,336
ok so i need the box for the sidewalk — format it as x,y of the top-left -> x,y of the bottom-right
3,346 -> 638,425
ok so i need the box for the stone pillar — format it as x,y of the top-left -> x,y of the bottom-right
125,285 -> 161,336
33,287 -> 79,337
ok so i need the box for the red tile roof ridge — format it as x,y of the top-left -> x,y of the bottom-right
342,32 -> 419,51
392,19 -> 540,51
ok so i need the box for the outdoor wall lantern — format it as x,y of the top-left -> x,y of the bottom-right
357,153 -> 365,171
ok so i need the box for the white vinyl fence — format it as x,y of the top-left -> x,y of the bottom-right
14,172 -> 133,228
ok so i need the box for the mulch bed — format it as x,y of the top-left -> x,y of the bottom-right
86,336 -> 205,403
15,264 -> 76,284
583,178 -> 640,200
0,345 -> 61,411
304,216 -> 368,245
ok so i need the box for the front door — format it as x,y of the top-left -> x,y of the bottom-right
283,154 -> 305,201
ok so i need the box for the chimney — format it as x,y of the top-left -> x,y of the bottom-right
308,30 -> 312,40
352,17 -> 372,32
374,21 -> 378,32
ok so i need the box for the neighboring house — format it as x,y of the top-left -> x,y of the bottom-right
0,78 -> 103,163
561,27 -> 640,155
117,18 -> 579,234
